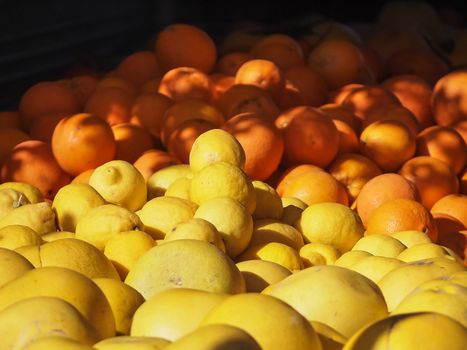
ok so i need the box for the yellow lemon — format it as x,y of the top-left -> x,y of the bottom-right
14,244 -> 41,266
0,266 -> 115,339
296,202 -> 364,253
94,336 -> 170,350
190,161 -> 256,214
347,256 -> 405,283
52,183 -> 106,232
445,270 -> 467,287
164,176 -> 191,200
89,160 -> 147,212
237,242 -> 302,272
251,180 -> 283,220
351,234 -> 407,258
250,218 -> 304,250
281,196 -> 307,226
0,247 -> 34,287
147,164 -> 192,199
194,196 -> 253,257
75,204 -> 142,250
131,288 -> 228,341
164,218 -> 225,252
189,128 -> 245,172
264,265 -> 388,338
137,196 -> 198,239
0,297 -> 100,350
397,242 -> 462,263
236,259 -> 292,292
333,250 -> 373,268
390,230 -> 432,247
201,293 -> 322,350
310,321 -> 347,350
22,337 -> 96,350
0,224 -> 42,249
0,181 -> 44,203
343,312 -> 467,350
42,231 -> 75,242
300,243 -> 341,267
103,230 -> 155,279
163,324 -> 261,350
0,188 -> 30,219
0,202 -> 56,235
93,278 -> 145,335
125,240 -> 245,299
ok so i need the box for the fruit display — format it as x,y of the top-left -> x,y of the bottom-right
0,1 -> 466,349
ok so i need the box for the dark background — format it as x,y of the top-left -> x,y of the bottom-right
0,0 -> 465,109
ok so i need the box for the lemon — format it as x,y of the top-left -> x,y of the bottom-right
52,183 -> 106,232
89,160 -> 147,212
189,128 -> 246,172
42,231 -> 75,242
163,324 -> 261,350
75,204 -> 142,250
147,164 -> 192,199
310,321 -> 347,350
190,161 -> 256,214
296,202 -> 364,253
237,242 -> 302,272
0,224 -> 42,249
351,234 -> 407,258
390,230 -> 432,247
22,337 -> 96,350
0,297 -> 100,350
0,188 -> 29,219
164,176 -> 191,200
0,181 -> 44,203
236,259 -> 292,292
445,270 -> 467,287
264,265 -> 388,338
347,256 -> 405,283
397,243 -> 462,263
194,196 -> 253,257
201,293 -> 322,350
333,250 -> 373,268
93,278 -> 145,335
94,336 -> 170,350
103,230 -> 155,279
131,288 -> 228,341
300,243 -> 341,267
14,244 -> 41,266
0,266 -> 116,339
281,196 -> 307,226
0,247 -> 34,287
250,219 -> 304,250
251,180 -> 283,219
0,202 -> 56,235
125,240 -> 245,299
164,218 -> 225,252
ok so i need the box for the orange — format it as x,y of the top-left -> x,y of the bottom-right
452,119 -> 467,144
432,214 -> 466,261
431,194 -> 467,228
399,156 -> 459,209
327,83 -> 364,105
282,170 -> 349,206
116,51 -> 161,87
462,169 -> 467,195
155,23 -> 217,73
140,78 -> 161,94
222,112 -> 284,181
18,81 -> 81,129
111,123 -> 154,163
275,164 -> 324,196
66,75 -> 99,107
0,111 -> 22,129
84,87 -> 134,126
431,70 -> 467,126
210,73 -> 236,103
357,44 -> 386,82
250,34 -> 305,70
416,125 -> 466,175
72,169 -> 95,184
51,113 -> 116,176
318,103 -> 362,132
382,74 -> 434,129
359,120 -> 416,172
0,128 -> 31,165
328,153 -> 382,204
332,119 -> 359,155
215,52 -> 253,76
366,198 -> 438,241
96,76 -> 138,96
29,113 -> 68,144
307,39 -> 367,89
158,66 -> 214,102
133,149 -> 179,182
130,92 -> 174,141
235,59 -> 285,99
276,106 -> 339,168
356,173 -> 419,228
1,140 -> 71,199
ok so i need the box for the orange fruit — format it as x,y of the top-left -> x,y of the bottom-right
111,123 -> 154,163
327,83 -> 364,105
210,73 -> 236,104
140,78 -> 161,94
319,103 -> 362,133
431,194 -> 467,228
432,213 -> 466,261
332,119 -> 359,155
0,111 -> 22,129
116,51 -> 161,87
366,198 -> 438,241
72,169 -> 95,184
215,52 -> 253,76
250,34 -> 305,70
51,113 -> 116,176
66,75 -> 99,107
222,112 -> 284,181
155,23 -> 217,73
359,120 -> 416,172
29,113 -> 67,143
133,149 -> 179,182
381,74 -> 434,129
0,128 -> 31,165
235,59 -> 285,99
452,119 -> 467,143
84,87 -> 134,126
96,76 -> 138,96
399,156 -> 459,209
357,44 -> 386,82
275,164 -> 324,197
1,140 -> 72,199
355,173 -> 420,228
276,106 -> 339,168
431,69 -> 467,126
158,66 -> 214,102
416,125 -> 466,175
328,153 -> 383,204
